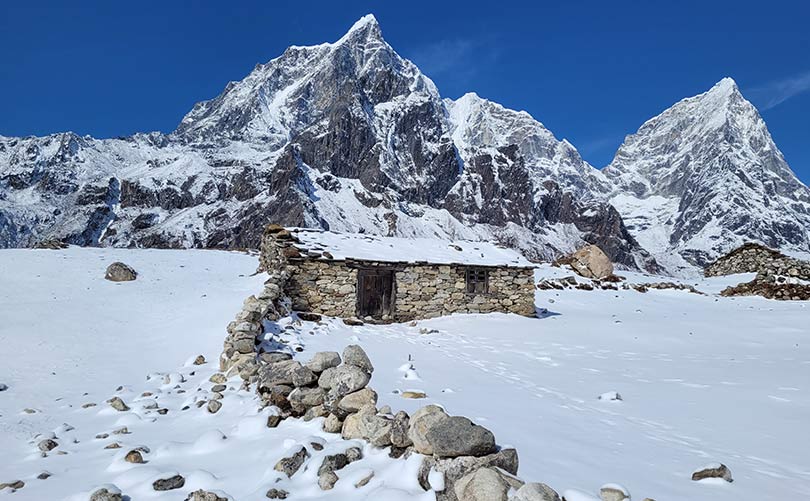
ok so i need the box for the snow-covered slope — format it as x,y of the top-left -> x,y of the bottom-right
604,78 -> 810,272
0,15 -> 655,271
2,248 -> 809,500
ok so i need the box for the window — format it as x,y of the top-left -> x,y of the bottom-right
466,268 -> 489,294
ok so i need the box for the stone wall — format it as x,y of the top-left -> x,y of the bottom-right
704,242 -> 810,280
287,260 -> 358,318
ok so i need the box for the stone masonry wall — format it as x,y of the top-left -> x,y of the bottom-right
705,242 -> 810,280
287,260 -> 358,318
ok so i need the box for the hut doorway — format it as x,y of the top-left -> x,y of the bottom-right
356,268 -> 394,320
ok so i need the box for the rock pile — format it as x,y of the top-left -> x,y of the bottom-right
254,343 -> 557,501
706,243 -> 810,300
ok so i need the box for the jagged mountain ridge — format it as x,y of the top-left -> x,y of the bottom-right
604,78 -> 810,272
2,15 -> 807,275
0,15 -> 656,271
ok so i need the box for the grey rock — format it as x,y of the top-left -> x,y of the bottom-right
318,471 -> 338,490
391,410 -> 413,448
342,408 -> 392,446
426,416 -> 497,458
514,483 -> 561,501
89,487 -> 123,501
207,400 -> 222,413
600,485 -> 630,501
258,360 -> 302,388
453,467 -> 509,501
291,366 -> 317,387
288,386 -> 326,413
107,397 -> 130,412
38,439 -> 58,452
306,351 -> 341,373
124,449 -> 144,463
259,352 -> 293,364
209,373 -> 227,384
265,488 -> 289,499
355,471 -> 375,488
153,474 -> 185,491
338,388 -> 377,413
211,384 -> 226,393
418,448 -> 519,501
274,447 -> 309,477
408,404 -> 448,455
266,414 -> 283,428
343,345 -> 374,373
105,262 -> 137,282
185,490 -> 230,501
318,453 -> 349,476
325,365 -> 371,398
0,480 -> 24,491
303,404 -> 328,421
345,446 -> 363,463
0,383 -> 8,391
691,463 -> 733,483
322,413 -> 343,433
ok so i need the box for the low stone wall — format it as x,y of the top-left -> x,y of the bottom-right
286,260 -> 357,318
705,242 -> 810,280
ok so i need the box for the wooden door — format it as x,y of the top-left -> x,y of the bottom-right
357,269 -> 393,320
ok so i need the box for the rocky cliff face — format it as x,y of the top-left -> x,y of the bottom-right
0,15 -> 656,271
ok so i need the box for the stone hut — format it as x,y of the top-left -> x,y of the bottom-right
260,226 -> 536,322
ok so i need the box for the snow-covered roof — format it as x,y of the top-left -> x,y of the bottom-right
287,228 -> 533,267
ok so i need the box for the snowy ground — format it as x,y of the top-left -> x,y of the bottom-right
1,248 -> 808,500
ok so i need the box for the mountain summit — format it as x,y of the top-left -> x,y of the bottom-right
1,17 -> 806,275
604,77 -> 810,271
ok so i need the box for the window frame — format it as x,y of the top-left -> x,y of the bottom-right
465,267 -> 490,294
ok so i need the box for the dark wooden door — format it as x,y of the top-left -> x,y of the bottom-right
357,269 -> 393,320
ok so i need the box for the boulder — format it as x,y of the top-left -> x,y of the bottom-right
303,404 -> 328,421
408,404 -> 449,455
319,365 -> 370,397
565,245 -> 613,279
124,450 -> 144,463
343,345 -> 374,373
259,352 -> 293,364
599,484 -> 630,501
105,262 -> 137,282
207,400 -> 222,413
153,475 -> 185,491
291,366 -> 317,387
274,447 -> 309,478
418,448 -> 519,501
514,483 -> 561,501
454,467 -> 509,501
306,351 -> 341,373
338,388 -> 378,413
691,463 -> 733,483
425,416 -> 497,458
288,387 -> 326,413
258,360 -> 302,389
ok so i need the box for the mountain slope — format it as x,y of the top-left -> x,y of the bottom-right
604,78 -> 810,272
0,15 -> 656,270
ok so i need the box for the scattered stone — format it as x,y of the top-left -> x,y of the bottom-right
207,400 -> 222,413
193,355 -> 207,365
600,484 -> 630,501
111,426 -> 130,435
345,446 -> 363,463
153,474 -> 185,491
265,488 -> 289,499
342,317 -> 364,326
209,373 -> 227,384
185,490 -> 230,501
310,441 -> 324,451
89,487 -> 123,501
38,438 -> 58,452
318,453 -> 349,476
318,471 -> 339,490
0,383 -> 7,391
274,447 -> 310,477
37,472 -> 52,480
211,384 -> 227,393
105,262 -> 138,282
598,391 -> 622,402
514,482 -> 561,501
355,471 -> 375,488
82,402 -> 97,408
107,396 -> 130,412
691,463 -> 733,483
0,480 -> 24,491
22,408 -> 37,414
124,449 -> 144,463
266,414 -> 283,428
104,442 -> 121,449
401,390 -> 427,399
343,345 -> 374,373
409,404 -> 449,455
157,408 -> 169,415
454,467 -> 510,501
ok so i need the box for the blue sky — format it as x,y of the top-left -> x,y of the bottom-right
1,1 -> 808,182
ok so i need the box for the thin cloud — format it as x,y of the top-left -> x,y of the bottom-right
749,71 -> 810,110
404,37 -> 499,83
